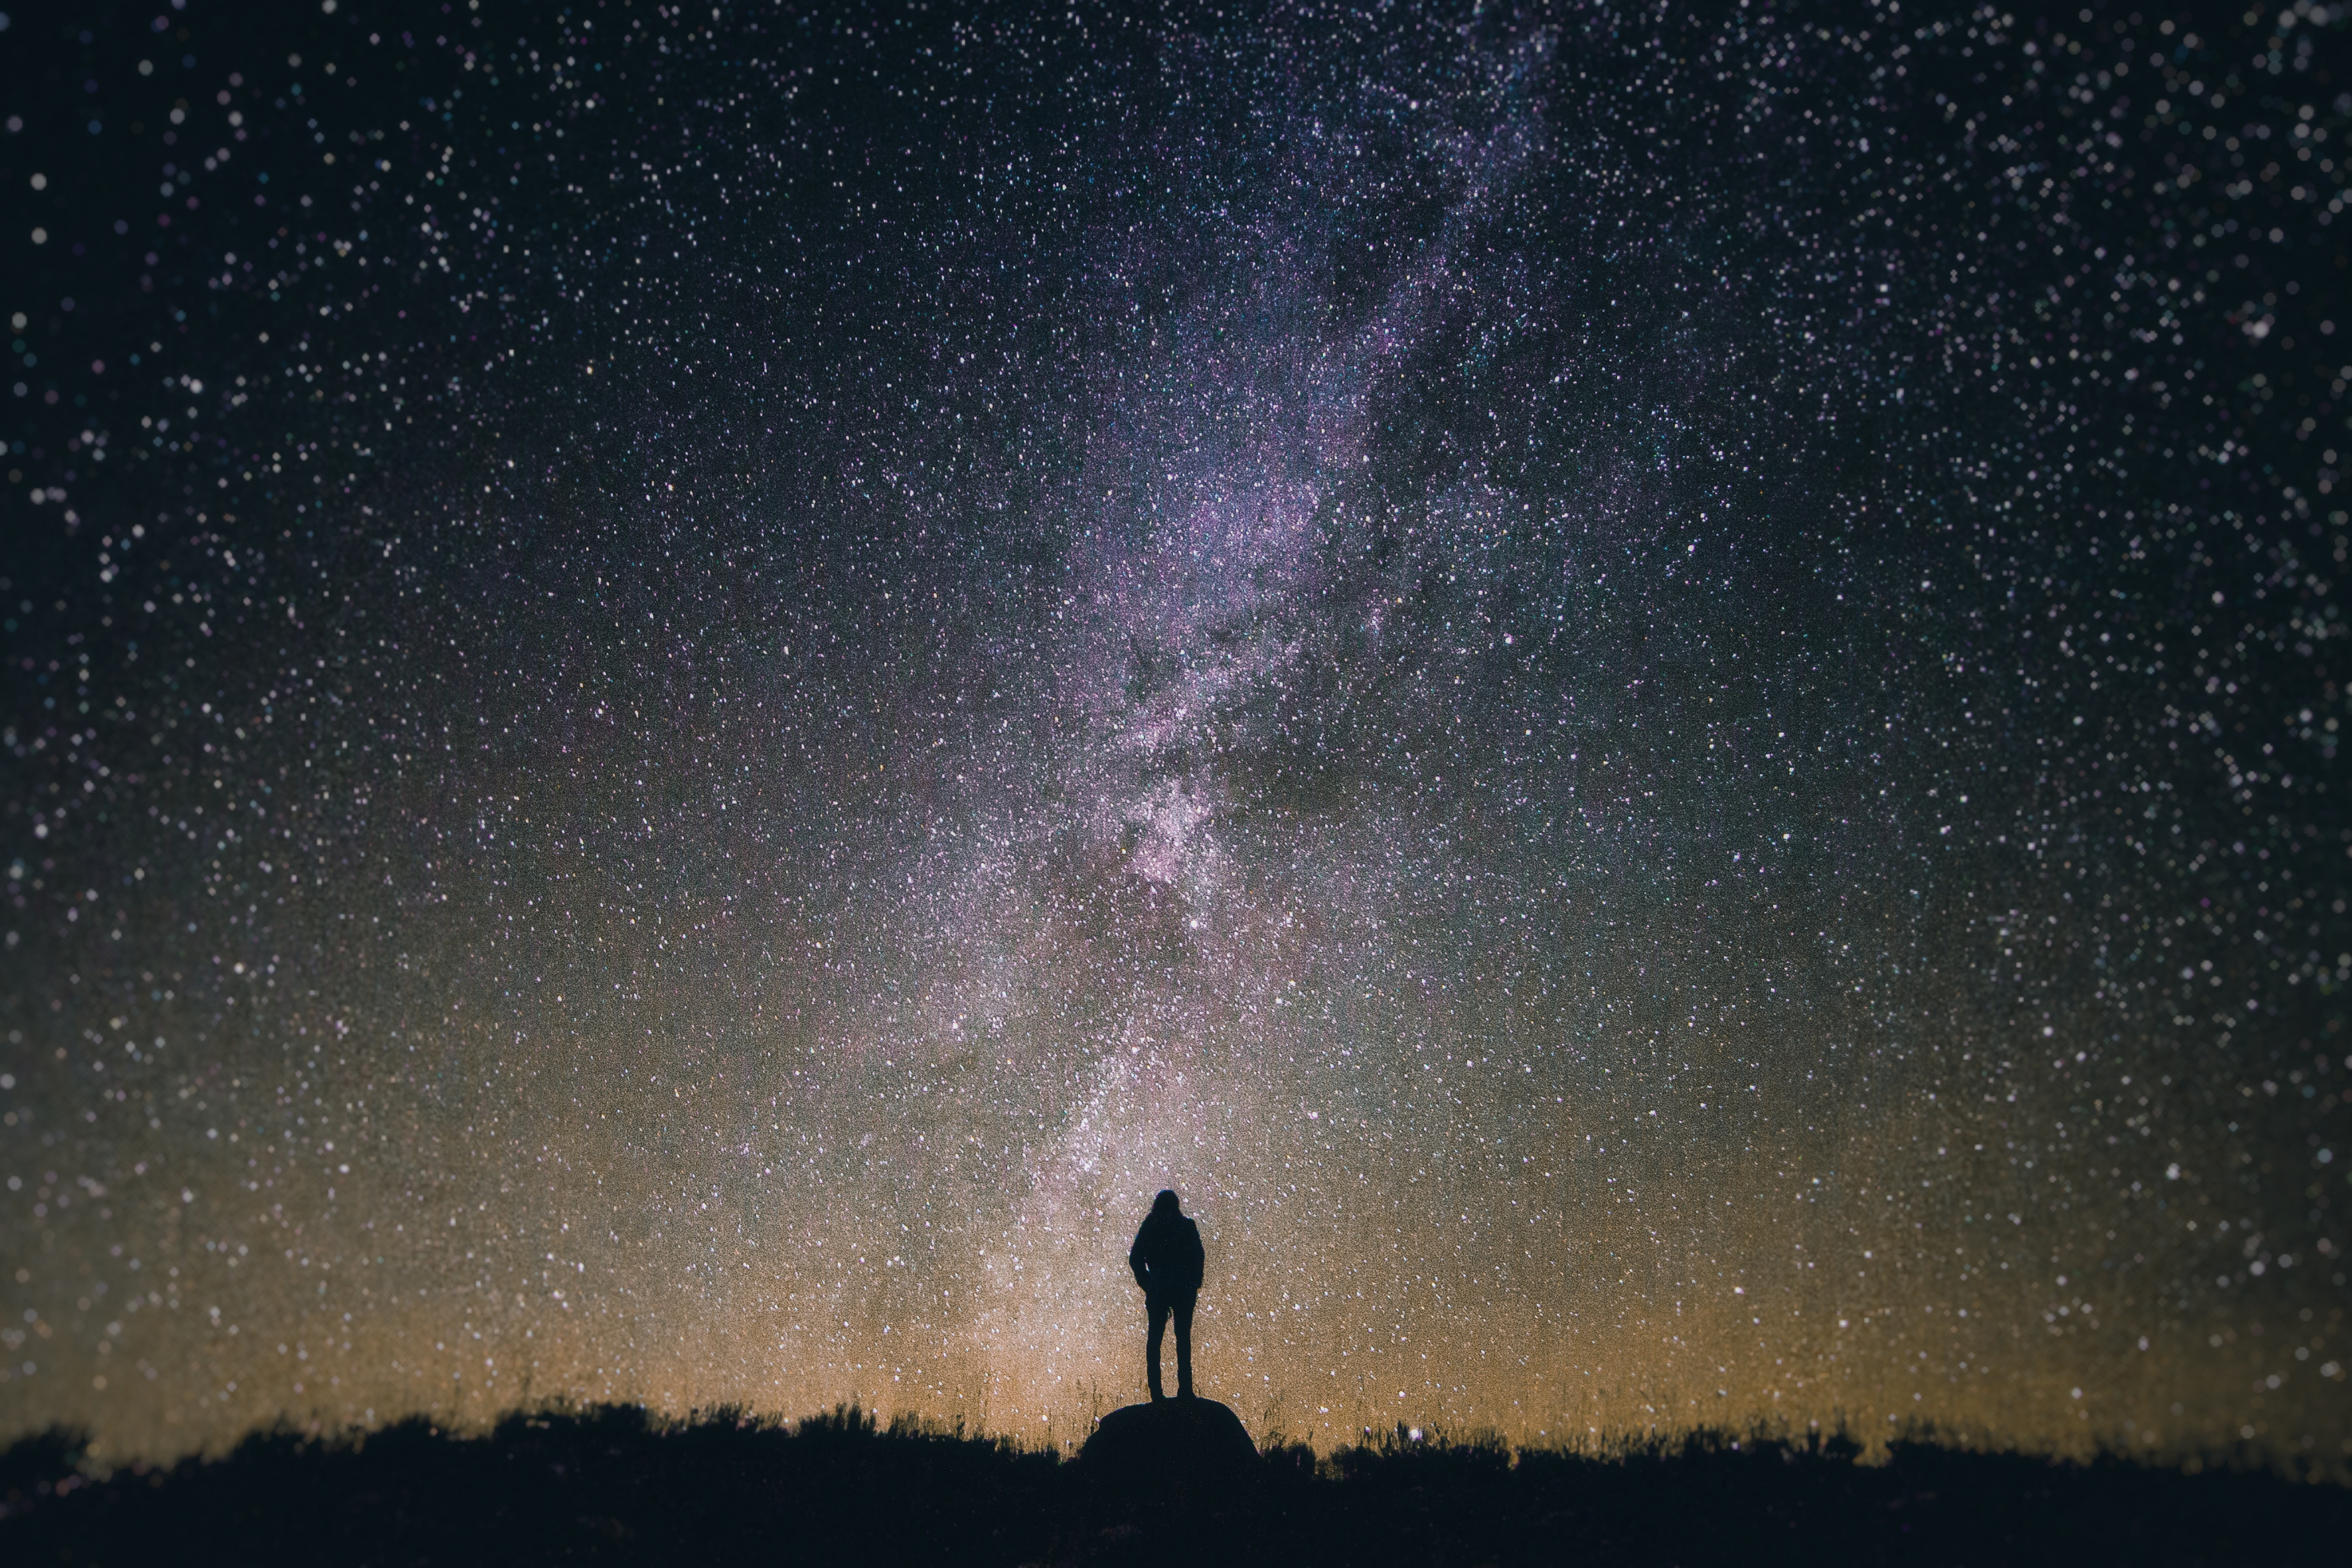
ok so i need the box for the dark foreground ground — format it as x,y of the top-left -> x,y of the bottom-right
2,1405 -> 2343,1567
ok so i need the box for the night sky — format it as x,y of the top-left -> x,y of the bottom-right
1,0 -> 2349,1476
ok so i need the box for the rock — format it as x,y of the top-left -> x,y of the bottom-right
1080,1398 -> 1260,1494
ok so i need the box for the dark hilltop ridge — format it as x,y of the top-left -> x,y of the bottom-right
4,1402 -> 2346,1566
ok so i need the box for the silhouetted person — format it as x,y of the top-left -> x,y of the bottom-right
1129,1189 -> 1205,1401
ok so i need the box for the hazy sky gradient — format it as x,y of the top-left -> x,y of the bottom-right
1,0 -> 2346,1474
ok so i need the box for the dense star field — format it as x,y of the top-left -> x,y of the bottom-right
0,0 -> 2348,1477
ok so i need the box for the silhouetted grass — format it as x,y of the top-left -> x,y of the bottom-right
2,1406 -> 2341,1565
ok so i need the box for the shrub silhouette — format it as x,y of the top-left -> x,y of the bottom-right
2,1409 -> 2343,1566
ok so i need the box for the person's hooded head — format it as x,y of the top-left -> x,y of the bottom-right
1151,1189 -> 1182,1218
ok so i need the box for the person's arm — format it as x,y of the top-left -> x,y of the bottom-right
1129,1224 -> 1151,1290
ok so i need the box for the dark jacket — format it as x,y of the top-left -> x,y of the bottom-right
1129,1209 -> 1204,1298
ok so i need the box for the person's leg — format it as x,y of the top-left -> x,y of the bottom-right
1173,1292 -> 1195,1399
1146,1295 -> 1170,1401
